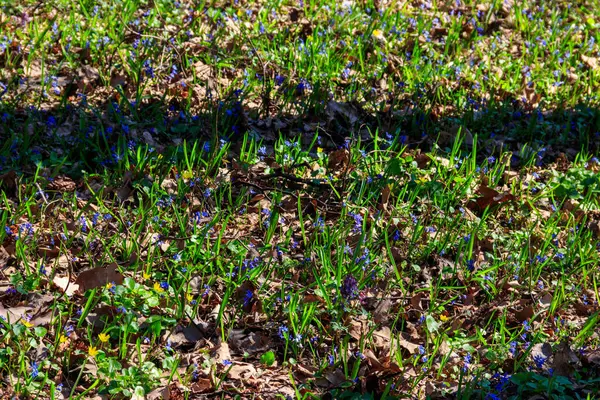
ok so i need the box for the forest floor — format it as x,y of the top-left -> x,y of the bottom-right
0,0 -> 600,399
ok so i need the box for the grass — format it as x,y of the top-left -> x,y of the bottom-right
0,0 -> 599,399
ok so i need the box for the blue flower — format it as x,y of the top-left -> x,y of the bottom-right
313,217 -> 324,231
466,259 -> 475,272
278,325 -> 289,340
243,290 -> 253,307
31,361 -> 39,378
274,75 -> 285,86
340,274 -> 358,300
533,354 -> 546,369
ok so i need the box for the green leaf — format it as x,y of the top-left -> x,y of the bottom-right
34,326 -> 47,338
385,158 -> 405,176
260,351 -> 276,366
425,315 -> 440,333
575,311 -> 599,342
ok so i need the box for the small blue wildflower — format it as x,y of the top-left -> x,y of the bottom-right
31,362 -> 39,378
533,354 -> 546,369
466,259 -> 475,272
278,325 -> 289,340
340,274 -> 358,300
243,290 -> 253,307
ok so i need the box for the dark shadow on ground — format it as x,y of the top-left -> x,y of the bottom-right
1,85 -> 599,179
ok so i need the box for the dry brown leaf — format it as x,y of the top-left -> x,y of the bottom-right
327,149 -> 350,172
372,298 -> 392,324
513,304 -> 534,322
228,363 -> 257,380
53,276 -> 79,296
190,378 -> 212,394
581,54 -> 598,70
467,184 -> 515,212
147,386 -> 170,400
0,304 -> 33,322
378,185 -> 391,213
410,293 -> 424,311
212,341 -> 231,363
0,170 -> 17,197
398,332 -> 421,354
552,339 -> 580,376
47,176 -> 77,192
372,327 -> 391,349
75,263 -> 124,292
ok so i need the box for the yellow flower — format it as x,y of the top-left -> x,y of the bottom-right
59,334 -> 68,343
22,320 -> 33,328
317,147 -> 323,153
237,9 -> 243,17
98,333 -> 110,343
88,346 -> 99,358
440,314 -> 450,322
105,282 -> 114,290
153,282 -> 163,292
372,29 -> 383,39
182,170 -> 193,179
186,293 -> 194,302
143,272 -> 150,280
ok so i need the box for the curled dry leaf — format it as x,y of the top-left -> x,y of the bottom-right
47,176 -> 77,192
327,149 -> 350,172
228,363 -> 257,380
